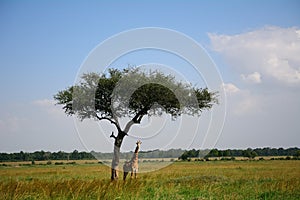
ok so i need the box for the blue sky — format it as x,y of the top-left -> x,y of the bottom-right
0,1 -> 300,152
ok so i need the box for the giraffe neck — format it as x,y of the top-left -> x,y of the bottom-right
134,145 -> 139,153
131,145 -> 139,163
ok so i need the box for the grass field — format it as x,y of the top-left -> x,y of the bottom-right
0,160 -> 299,199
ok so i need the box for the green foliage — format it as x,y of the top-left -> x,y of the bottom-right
242,148 -> 258,159
209,149 -> 219,157
0,150 -> 94,162
294,150 -> 300,157
204,147 -> 300,158
178,149 -> 199,160
54,68 -> 217,122
0,149 -> 185,162
1,148 -> 299,162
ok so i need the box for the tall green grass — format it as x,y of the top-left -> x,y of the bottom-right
0,160 -> 299,199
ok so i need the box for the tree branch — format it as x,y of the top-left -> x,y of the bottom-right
123,108 -> 147,133
123,120 -> 135,134
112,115 -> 120,128
110,131 -> 117,139
95,114 -> 122,133
137,114 -> 143,123
132,106 -> 149,123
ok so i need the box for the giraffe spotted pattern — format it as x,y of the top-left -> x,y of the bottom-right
123,140 -> 141,180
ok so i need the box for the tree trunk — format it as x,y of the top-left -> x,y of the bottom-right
110,117 -> 140,180
111,132 -> 125,180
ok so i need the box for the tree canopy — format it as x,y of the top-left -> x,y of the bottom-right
54,68 -> 217,127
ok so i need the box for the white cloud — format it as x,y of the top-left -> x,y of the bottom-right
241,72 -> 262,84
233,94 -> 261,116
222,84 -> 262,116
209,26 -> 300,86
222,83 -> 240,94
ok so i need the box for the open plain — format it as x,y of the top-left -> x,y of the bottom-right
0,160 -> 299,199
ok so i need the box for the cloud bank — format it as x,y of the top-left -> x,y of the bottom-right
211,26 -> 300,148
209,26 -> 300,86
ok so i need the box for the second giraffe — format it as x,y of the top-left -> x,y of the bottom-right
123,140 -> 141,180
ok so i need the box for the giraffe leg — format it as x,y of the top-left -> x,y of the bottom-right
123,161 -> 131,181
135,168 -> 138,179
130,169 -> 134,179
123,171 -> 128,181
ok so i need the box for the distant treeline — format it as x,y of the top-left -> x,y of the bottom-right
0,150 -> 94,162
1,147 -> 299,162
0,149 -> 185,162
179,147 -> 300,160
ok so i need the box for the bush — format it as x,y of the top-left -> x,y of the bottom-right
221,157 -> 234,161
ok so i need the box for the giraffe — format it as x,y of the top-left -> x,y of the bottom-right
123,140 -> 141,180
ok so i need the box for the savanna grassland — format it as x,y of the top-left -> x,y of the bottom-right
0,160 -> 299,200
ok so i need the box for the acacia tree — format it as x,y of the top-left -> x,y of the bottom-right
54,68 -> 217,180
